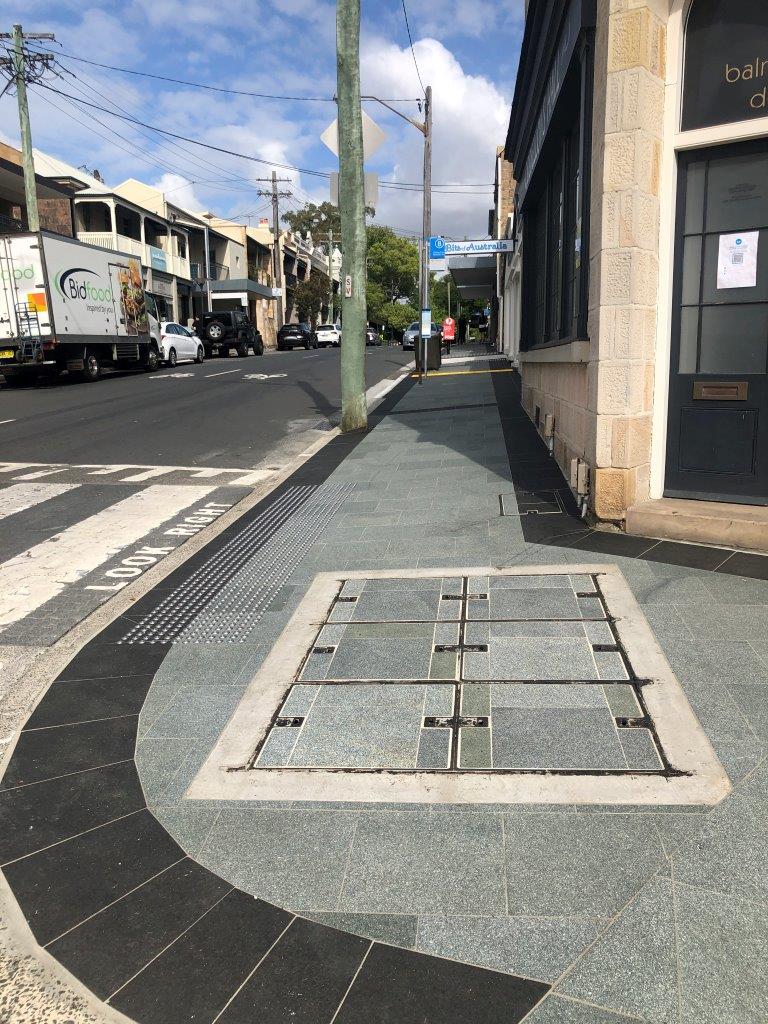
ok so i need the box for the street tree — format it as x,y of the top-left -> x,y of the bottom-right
293,274 -> 328,325
367,226 -> 418,304
283,201 -> 374,251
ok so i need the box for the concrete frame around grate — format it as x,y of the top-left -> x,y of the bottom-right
188,564 -> 731,807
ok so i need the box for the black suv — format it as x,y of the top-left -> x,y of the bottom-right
277,322 -> 316,350
194,311 -> 263,357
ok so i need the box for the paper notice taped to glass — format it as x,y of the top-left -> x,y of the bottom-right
717,231 -> 758,289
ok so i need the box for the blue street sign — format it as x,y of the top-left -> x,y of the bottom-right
429,236 -> 446,260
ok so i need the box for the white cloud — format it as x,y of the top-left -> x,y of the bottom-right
361,37 -> 510,239
150,173 -> 203,209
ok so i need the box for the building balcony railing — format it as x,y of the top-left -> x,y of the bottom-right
190,260 -> 230,282
76,231 -> 190,280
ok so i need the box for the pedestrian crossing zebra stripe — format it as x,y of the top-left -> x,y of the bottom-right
0,462 -> 280,487
0,484 -> 217,629
0,482 -> 79,520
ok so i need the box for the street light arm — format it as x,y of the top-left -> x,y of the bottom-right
360,95 -> 426,135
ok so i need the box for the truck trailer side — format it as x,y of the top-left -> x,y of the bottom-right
0,231 -> 161,385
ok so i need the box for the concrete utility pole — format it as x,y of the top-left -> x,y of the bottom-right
0,25 -> 55,232
336,0 -> 367,432
328,228 -> 334,324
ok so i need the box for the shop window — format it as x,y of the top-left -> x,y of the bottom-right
522,119 -> 584,348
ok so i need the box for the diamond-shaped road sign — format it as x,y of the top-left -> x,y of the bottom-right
320,109 -> 386,161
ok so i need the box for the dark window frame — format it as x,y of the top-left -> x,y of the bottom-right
520,39 -> 593,351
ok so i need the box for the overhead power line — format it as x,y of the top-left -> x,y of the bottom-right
29,82 -> 493,194
400,0 -> 425,96
22,41 -> 421,104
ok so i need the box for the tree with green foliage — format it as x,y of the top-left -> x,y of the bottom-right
283,201 -> 374,250
378,301 -> 418,333
293,273 -> 328,325
366,226 -> 418,305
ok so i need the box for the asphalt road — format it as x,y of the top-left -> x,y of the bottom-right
0,344 -> 412,469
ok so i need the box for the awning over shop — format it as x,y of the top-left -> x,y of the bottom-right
210,278 -> 278,300
447,255 -> 496,300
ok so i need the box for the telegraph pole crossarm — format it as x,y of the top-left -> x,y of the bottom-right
255,174 -> 292,333
0,25 -> 57,233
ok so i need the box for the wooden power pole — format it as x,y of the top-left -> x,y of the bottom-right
336,0 -> 367,432
0,25 -> 55,232
418,84 -> 432,382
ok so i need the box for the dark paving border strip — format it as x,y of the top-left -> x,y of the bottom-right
490,366 -> 768,579
0,368 -> 549,1024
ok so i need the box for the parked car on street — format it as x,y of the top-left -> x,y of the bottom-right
159,322 -> 204,366
365,327 -> 382,346
402,322 -> 441,351
277,322 -> 316,350
193,310 -> 263,358
315,323 -> 341,347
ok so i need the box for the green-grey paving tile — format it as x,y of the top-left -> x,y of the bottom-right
338,811 -> 506,914
503,813 -> 665,916
676,880 -> 768,1024
464,638 -> 598,681
416,728 -> 451,769
602,684 -> 641,718
489,683 -> 607,710
461,683 -> 490,716
416,914 -> 601,982
302,912 -> 417,949
618,728 -> 662,771
458,726 -> 491,768
254,725 -> 300,767
559,877 -> 678,1023
491,708 -> 627,771
525,997 -> 650,1023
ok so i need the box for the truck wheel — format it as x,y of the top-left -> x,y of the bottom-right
81,352 -> 100,383
195,345 -> 204,364
255,339 -> 264,355
205,321 -> 224,342
168,348 -> 177,368
145,345 -> 160,372
237,341 -> 249,357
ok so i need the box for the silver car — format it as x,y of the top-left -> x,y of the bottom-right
402,322 -> 440,350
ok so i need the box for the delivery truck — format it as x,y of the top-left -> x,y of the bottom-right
0,231 -> 162,385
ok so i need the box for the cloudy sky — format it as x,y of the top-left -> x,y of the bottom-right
0,0 -> 523,239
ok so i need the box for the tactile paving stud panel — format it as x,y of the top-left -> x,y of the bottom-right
189,565 -> 731,806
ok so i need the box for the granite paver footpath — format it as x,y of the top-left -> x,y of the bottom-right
2,350 -> 768,1023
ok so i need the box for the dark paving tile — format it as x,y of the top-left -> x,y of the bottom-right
0,761 -> 145,865
3,808 -> 184,946
112,891 -> 292,1023
58,642 -> 169,681
1,717 -> 138,790
643,541 -> 734,571
216,917 -> 368,1024
49,858 -> 230,1000
565,532 -> 659,557
335,941 -> 549,1024
24,674 -> 154,729
716,551 -> 768,581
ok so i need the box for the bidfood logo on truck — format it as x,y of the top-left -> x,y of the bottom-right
55,268 -> 114,313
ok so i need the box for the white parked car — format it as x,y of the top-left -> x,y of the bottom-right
315,323 -> 341,347
159,322 -> 205,366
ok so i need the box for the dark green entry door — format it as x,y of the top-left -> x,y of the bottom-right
665,140 -> 768,504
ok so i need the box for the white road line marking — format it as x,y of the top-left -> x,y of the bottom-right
87,465 -> 135,476
0,419 -> 16,425
120,467 -> 176,482
229,469 -> 279,486
0,484 -> 215,628
205,369 -> 240,378
13,468 -> 68,481
189,469 -> 227,478
0,482 -> 78,520
0,463 -> 38,474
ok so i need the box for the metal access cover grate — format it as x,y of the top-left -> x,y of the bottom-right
500,490 -> 563,516
189,565 -> 730,806
120,482 -> 353,644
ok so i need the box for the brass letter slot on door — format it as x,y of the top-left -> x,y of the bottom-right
692,381 -> 748,401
